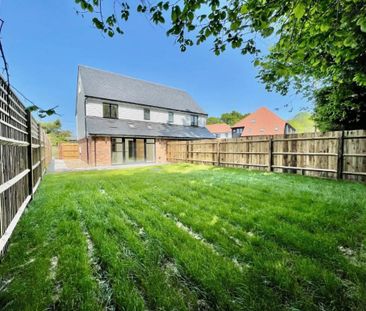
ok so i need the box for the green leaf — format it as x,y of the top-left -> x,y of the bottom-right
356,17 -> 366,33
240,4 -> 248,14
262,27 -> 274,37
320,24 -> 330,32
293,3 -> 305,19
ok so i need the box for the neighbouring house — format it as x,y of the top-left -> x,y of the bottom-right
231,107 -> 296,137
206,123 -> 232,138
76,65 -> 214,166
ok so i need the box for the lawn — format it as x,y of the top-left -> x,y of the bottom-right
0,164 -> 365,311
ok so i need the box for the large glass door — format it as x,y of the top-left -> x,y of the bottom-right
111,138 -> 123,164
124,138 -> 135,163
111,138 -> 155,164
136,139 -> 145,162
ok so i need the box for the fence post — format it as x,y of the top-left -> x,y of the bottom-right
337,130 -> 344,179
268,136 -> 273,172
38,124 -> 43,178
26,110 -> 34,197
186,141 -> 190,162
216,140 -> 220,166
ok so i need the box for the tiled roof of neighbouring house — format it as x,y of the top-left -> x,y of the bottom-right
86,116 -> 215,139
206,123 -> 232,134
232,107 -> 291,136
78,65 -> 207,115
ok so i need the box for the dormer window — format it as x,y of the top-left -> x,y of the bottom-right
191,115 -> 198,127
103,103 -> 118,119
168,112 -> 174,124
232,127 -> 244,138
144,108 -> 150,120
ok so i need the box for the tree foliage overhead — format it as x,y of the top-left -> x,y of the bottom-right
74,0 -> 366,130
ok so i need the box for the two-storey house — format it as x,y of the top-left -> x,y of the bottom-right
76,66 -> 214,166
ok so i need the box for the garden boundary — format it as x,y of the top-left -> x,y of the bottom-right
0,75 -> 51,256
167,130 -> 366,182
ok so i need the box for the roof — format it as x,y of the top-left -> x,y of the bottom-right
232,107 -> 290,136
206,123 -> 231,134
78,65 -> 206,115
86,116 -> 215,139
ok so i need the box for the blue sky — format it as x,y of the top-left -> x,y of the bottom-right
1,0 -> 309,135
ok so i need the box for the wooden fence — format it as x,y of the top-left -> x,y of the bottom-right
167,130 -> 366,182
58,142 -> 79,160
0,75 -> 52,256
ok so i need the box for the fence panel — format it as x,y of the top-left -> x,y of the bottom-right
167,130 -> 366,182
58,142 -> 79,160
0,75 -> 51,256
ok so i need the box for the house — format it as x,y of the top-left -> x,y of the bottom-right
231,107 -> 296,137
206,123 -> 232,138
76,66 -> 214,166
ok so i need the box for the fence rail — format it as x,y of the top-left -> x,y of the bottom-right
167,130 -> 366,182
0,75 -> 51,256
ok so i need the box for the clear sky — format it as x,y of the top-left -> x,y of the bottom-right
0,0 -> 309,135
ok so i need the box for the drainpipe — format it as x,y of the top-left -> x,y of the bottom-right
94,136 -> 97,167
84,98 -> 89,165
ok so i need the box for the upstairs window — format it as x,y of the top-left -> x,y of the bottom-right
191,115 -> 198,127
144,108 -> 150,120
168,112 -> 174,124
103,103 -> 118,119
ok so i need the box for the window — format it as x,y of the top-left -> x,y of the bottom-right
232,127 -> 244,138
144,108 -> 150,120
103,103 -> 118,119
168,112 -> 174,124
191,115 -> 198,127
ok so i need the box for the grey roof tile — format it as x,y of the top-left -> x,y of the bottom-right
86,116 -> 215,139
79,65 -> 206,115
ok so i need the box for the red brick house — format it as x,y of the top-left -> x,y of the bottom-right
206,123 -> 232,138
231,107 -> 296,137
76,66 -> 214,166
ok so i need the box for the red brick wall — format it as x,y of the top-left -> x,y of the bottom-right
156,139 -> 167,163
78,138 -> 88,162
78,136 -> 111,166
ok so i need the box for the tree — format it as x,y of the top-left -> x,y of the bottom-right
206,116 -> 221,125
220,111 -> 247,126
41,119 -> 72,146
74,0 -> 366,130
206,111 -> 248,126
288,112 -> 315,133
313,83 -> 366,131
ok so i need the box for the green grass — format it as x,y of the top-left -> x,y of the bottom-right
0,164 -> 365,311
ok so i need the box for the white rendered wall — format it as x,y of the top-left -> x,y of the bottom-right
85,99 -> 207,127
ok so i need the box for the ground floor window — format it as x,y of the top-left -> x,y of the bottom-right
111,138 -> 155,164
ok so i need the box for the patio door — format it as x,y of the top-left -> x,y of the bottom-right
124,138 -> 135,163
111,138 -> 123,165
111,138 -> 155,164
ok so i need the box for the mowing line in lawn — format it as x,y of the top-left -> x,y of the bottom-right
102,167 -> 366,310
99,180 -> 284,310
74,188 -> 202,311
1,164 -> 365,311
